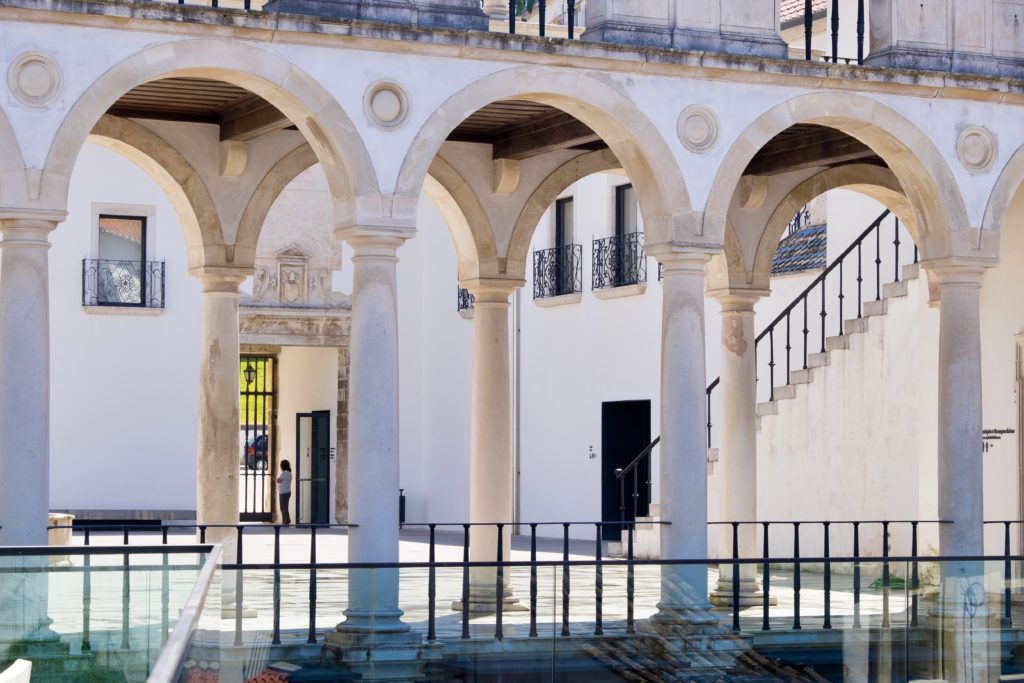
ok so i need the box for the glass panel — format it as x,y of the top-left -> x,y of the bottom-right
616,184 -> 637,236
0,550 -> 204,683
73,550 -> 1024,682
96,216 -> 145,305
556,196 -> 573,248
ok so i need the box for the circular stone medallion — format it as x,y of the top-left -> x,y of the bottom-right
678,105 -> 719,154
364,81 -> 409,129
8,53 -> 62,107
956,125 -> 996,173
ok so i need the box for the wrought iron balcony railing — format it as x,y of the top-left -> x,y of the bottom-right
592,232 -> 646,290
457,286 -> 475,312
533,244 -> 582,299
82,259 -> 166,308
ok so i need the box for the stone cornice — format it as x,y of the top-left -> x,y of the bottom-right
5,1 -> 1024,105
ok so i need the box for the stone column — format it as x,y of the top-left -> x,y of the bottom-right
0,213 -> 61,547
192,267 -> 249,557
927,256 -> 999,683
462,280 -> 523,612
928,258 -> 994,558
332,233 -> 410,637
0,212 -> 62,647
709,288 -> 767,606
652,250 -> 716,624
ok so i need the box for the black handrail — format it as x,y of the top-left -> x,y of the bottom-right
705,209 -> 913,447
614,437 -> 660,528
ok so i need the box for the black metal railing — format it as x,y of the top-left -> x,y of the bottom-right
704,210 -> 916,447
457,286 -> 475,312
614,437 -> 659,527
711,519 -> 948,632
533,244 -> 582,299
507,0 -> 577,38
592,232 -> 646,290
82,259 -> 165,308
801,0 -> 867,65
40,519 -> 1024,648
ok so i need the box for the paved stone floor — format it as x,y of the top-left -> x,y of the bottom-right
41,526 -> 927,651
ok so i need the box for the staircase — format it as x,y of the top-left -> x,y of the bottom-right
754,261 -> 923,425
610,209 -> 920,560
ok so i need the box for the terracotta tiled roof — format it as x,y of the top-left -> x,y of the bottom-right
781,0 -> 828,26
772,224 -> 827,275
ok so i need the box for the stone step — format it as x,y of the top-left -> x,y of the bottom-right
771,384 -> 796,401
789,368 -> 814,384
844,317 -> 869,334
825,334 -> 849,352
807,351 -> 830,368
863,299 -> 887,317
903,262 -> 920,281
883,280 -> 909,299
755,401 -> 777,417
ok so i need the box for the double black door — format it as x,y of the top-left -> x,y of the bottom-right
295,411 -> 331,525
601,400 -> 651,541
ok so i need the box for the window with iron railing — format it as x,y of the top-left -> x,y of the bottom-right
592,232 -> 646,289
592,184 -> 646,289
534,244 -> 583,298
82,214 -> 165,308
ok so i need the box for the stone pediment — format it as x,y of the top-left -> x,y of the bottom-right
274,244 -> 312,263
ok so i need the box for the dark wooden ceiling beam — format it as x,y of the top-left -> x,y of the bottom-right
491,112 -> 601,160
106,108 -> 220,125
219,99 -> 291,142
744,130 -> 879,176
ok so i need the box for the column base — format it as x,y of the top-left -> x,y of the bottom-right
451,588 -> 529,614
709,577 -> 776,607
335,607 -> 410,635
322,630 -> 432,683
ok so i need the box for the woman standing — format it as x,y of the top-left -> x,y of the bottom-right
277,460 -> 292,525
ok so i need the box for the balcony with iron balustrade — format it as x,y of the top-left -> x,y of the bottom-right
592,232 -> 646,300
81,259 -> 166,312
533,244 -> 583,307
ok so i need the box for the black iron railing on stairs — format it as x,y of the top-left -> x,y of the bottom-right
630,209 -> 915,487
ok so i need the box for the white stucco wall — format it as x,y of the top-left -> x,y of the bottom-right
979,185 -> 1024,552
757,266 -> 940,561
49,143 -> 203,513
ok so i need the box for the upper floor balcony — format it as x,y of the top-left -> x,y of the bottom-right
76,0 -> 1024,79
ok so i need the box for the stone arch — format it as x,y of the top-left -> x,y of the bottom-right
395,67 -> 694,255
424,155 -> 496,281
750,164 -> 915,279
234,144 -> 319,269
0,103 -> 26,207
983,142 -> 1024,241
706,92 -> 970,263
88,115 -> 220,268
42,39 -> 378,242
505,148 -> 619,278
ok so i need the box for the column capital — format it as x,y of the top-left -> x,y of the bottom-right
0,209 -> 65,248
189,265 -> 251,293
649,245 -> 717,277
460,277 -> 524,304
337,225 -> 415,254
922,256 -> 998,287
707,287 -> 770,313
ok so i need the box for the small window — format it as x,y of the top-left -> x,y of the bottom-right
614,184 -> 638,237
83,213 -> 165,308
555,196 -> 574,249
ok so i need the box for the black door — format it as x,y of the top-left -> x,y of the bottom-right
601,400 -> 651,541
295,410 -> 331,525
